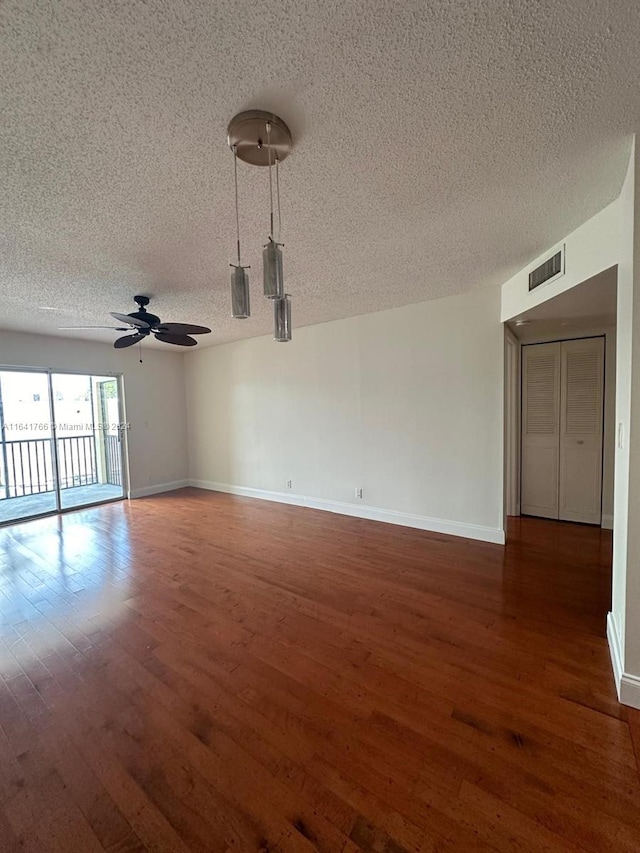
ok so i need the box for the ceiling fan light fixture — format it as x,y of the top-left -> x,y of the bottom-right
274,294 -> 291,342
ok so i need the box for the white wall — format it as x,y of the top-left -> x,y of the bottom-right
623,137 -> 640,680
0,331 -> 188,496
501,139 -> 640,708
185,286 -> 505,544
504,327 -> 520,519
609,142 -> 634,697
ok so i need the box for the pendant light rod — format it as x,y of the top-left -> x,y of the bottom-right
233,145 -> 242,266
276,156 -> 282,243
266,120 -> 274,241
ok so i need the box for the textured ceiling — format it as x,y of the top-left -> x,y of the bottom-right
1,1 -> 639,350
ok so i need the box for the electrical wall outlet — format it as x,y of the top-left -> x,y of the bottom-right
355,487 -> 363,499
286,480 -> 292,489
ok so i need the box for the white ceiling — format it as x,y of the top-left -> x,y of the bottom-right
1,1 -> 639,350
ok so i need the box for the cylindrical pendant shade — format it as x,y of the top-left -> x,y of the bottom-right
263,239 -> 284,299
274,294 -> 291,342
231,266 -> 250,318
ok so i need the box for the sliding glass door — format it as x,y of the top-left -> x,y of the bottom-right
0,369 -> 126,524
51,373 -> 126,511
0,370 -> 58,522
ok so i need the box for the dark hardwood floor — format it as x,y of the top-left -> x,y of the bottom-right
0,488 -> 637,852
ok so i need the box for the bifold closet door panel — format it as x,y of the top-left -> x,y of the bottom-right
521,342 -> 561,520
558,337 -> 604,524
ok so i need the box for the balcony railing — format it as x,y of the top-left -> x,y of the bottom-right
0,435 -> 121,499
105,434 -> 122,487
57,435 -> 98,490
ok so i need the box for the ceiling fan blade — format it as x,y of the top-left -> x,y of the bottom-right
155,323 -> 211,335
59,325 -> 130,330
114,333 -> 146,349
110,312 -> 150,329
154,332 -> 198,347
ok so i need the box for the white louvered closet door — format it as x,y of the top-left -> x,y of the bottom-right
559,338 -> 604,523
521,343 -> 561,519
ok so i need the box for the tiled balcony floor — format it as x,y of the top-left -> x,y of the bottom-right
0,483 -> 123,523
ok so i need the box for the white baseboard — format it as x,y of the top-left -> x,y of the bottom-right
607,611 -> 640,709
130,479 -> 189,499
620,672 -> 640,709
189,479 -> 506,545
601,514 -> 614,530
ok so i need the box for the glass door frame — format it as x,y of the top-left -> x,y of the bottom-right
0,366 -> 129,525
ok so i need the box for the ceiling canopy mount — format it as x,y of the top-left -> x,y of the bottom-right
227,110 -> 293,167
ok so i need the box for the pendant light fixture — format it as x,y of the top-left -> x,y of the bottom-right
274,293 -> 291,342
227,110 -> 293,341
230,144 -> 250,318
266,132 -> 291,341
262,121 -> 284,300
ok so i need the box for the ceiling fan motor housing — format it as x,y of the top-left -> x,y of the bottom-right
130,310 -> 160,328
131,295 -> 159,328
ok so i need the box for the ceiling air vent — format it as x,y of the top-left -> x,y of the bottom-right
528,247 -> 564,291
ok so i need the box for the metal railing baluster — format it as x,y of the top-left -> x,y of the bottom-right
0,436 -> 101,500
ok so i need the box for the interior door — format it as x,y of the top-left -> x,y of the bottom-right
558,338 -> 604,524
521,343 -> 561,519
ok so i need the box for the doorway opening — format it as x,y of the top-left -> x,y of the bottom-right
0,369 -> 127,524
504,265 -> 617,534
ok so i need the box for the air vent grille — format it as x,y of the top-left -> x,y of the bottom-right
529,250 -> 563,291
